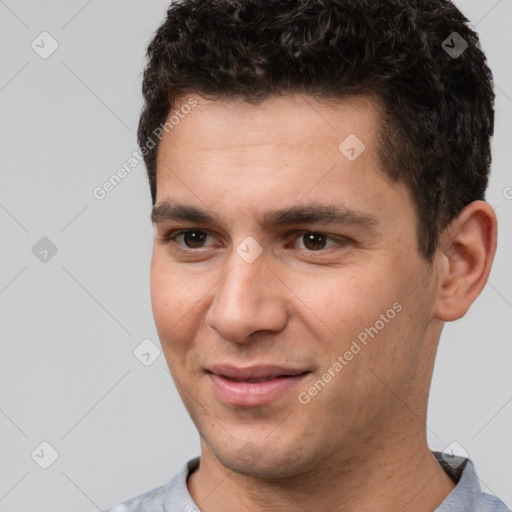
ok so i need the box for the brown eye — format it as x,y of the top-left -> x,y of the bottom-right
302,232 -> 327,251
181,230 -> 208,248
291,231 -> 346,252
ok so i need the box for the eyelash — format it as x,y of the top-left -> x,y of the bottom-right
161,229 -> 349,254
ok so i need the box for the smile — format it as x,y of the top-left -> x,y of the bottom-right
206,365 -> 311,407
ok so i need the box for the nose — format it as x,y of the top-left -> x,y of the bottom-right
205,248 -> 288,344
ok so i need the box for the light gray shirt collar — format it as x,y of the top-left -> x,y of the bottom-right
108,452 -> 509,511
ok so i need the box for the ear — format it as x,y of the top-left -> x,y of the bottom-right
433,200 -> 497,322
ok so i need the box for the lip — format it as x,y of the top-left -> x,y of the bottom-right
207,364 -> 310,407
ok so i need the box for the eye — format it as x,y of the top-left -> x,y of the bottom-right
292,231 -> 347,251
168,229 -> 215,249
161,228 -> 350,254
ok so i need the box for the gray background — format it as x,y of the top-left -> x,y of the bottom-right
0,1 -> 510,510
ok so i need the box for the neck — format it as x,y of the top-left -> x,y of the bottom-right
187,429 -> 455,512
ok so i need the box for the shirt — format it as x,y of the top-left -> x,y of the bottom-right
106,452 -> 510,511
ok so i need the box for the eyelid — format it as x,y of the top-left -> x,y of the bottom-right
162,228 -> 350,253
161,228 -> 217,246
290,230 -> 349,250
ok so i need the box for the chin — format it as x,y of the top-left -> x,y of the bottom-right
210,439 -> 312,479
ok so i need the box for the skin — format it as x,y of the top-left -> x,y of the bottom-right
150,94 -> 497,511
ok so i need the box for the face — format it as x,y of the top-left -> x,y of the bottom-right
150,94 -> 440,478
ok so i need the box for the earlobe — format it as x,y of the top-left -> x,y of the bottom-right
434,201 -> 497,322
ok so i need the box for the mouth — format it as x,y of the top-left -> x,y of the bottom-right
206,364 -> 311,407
222,375 -> 300,383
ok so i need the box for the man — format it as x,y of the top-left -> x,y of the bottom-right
108,0 -> 508,510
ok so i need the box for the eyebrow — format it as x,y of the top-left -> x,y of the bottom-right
151,201 -> 378,231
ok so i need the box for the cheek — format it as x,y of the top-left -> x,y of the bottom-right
290,265 -> 396,339
150,251 -> 224,370
292,259 -> 424,378
150,255 -> 200,351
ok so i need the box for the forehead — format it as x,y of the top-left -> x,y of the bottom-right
156,94 -> 382,187
161,93 -> 382,155
154,94 -> 414,231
